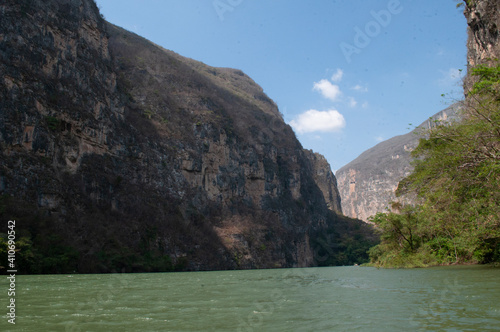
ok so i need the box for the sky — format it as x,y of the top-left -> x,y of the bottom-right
95,0 -> 468,171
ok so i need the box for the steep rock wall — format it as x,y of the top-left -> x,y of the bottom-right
304,150 -> 342,214
0,0 -> 373,273
463,0 -> 500,93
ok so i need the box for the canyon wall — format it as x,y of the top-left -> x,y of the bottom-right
0,0 -> 374,273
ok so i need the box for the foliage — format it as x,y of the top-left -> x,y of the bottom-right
0,234 -> 36,272
0,232 -> 80,274
45,116 -> 60,131
312,214 -> 379,267
456,0 -> 476,9
470,64 -> 500,97
369,63 -> 500,267
143,109 -> 154,119
32,235 -> 80,274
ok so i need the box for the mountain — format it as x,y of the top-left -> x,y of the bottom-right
336,103 -> 462,222
337,0 -> 500,223
0,0 -> 375,273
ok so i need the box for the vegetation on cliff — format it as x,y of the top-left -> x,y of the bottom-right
368,63 -> 500,268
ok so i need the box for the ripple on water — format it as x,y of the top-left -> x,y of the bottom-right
11,266 -> 500,331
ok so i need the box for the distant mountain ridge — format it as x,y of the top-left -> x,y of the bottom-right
336,103 -> 462,222
336,0 -> 500,223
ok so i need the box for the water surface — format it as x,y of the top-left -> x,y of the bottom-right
2,265 -> 500,331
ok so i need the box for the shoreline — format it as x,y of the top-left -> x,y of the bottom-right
362,261 -> 500,269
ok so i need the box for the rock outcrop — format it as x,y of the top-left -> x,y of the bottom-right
464,0 -> 500,66
336,104 -> 462,222
463,0 -> 500,93
0,0 -> 374,273
304,150 -> 342,214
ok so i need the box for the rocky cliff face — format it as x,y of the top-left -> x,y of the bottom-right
304,150 -> 342,214
0,0 -> 374,273
463,0 -> 500,92
464,0 -> 500,66
336,104 -> 462,222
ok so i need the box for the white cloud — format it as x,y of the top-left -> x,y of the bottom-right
352,84 -> 368,92
313,79 -> 342,101
290,109 -> 346,134
331,69 -> 344,83
375,136 -> 385,142
348,97 -> 357,108
361,101 -> 369,109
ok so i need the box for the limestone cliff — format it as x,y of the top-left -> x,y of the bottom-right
0,0 -> 374,273
336,104 -> 462,222
464,1 -> 500,66
463,0 -> 500,92
304,150 -> 342,214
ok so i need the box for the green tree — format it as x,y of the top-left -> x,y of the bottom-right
368,204 -> 437,267
0,234 -> 36,273
369,63 -> 500,267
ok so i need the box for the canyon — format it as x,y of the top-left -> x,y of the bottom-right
0,0 -> 374,273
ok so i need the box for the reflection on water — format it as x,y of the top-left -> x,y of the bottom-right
2,265 -> 499,331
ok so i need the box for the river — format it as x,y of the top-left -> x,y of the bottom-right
3,265 -> 500,331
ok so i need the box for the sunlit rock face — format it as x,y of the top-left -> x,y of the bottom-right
463,0 -> 500,93
464,0 -> 500,66
336,104 -> 462,222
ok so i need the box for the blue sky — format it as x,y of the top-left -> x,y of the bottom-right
95,0 -> 467,171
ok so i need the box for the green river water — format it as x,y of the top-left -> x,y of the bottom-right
2,265 -> 500,331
